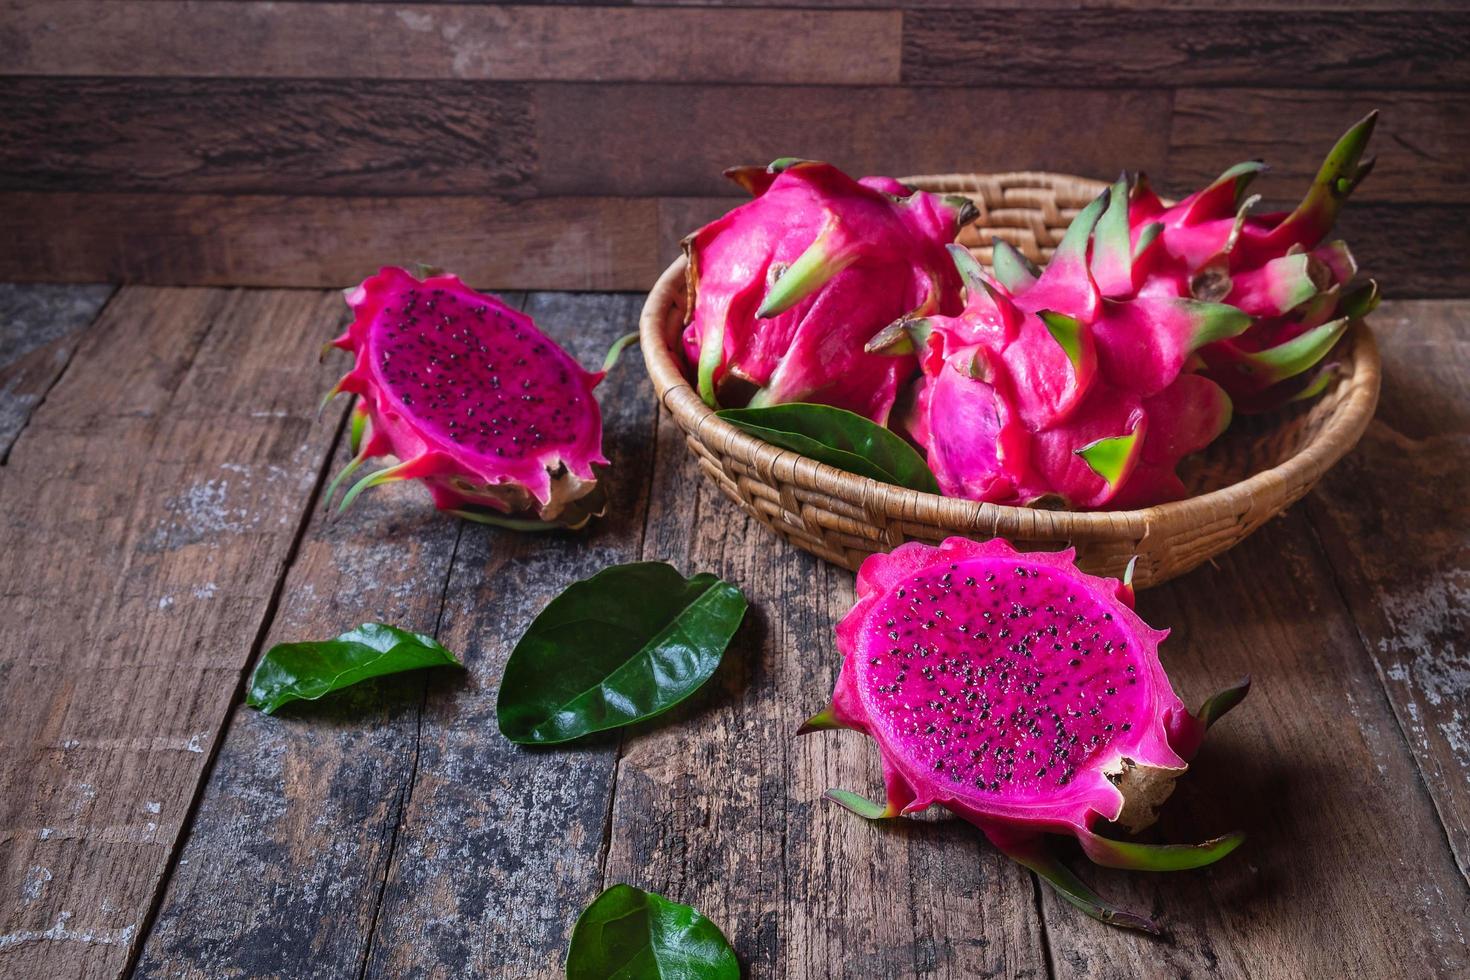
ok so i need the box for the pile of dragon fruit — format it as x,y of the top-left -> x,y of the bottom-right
317,114 -> 1376,524
304,120 -> 1385,936
682,114 -> 1379,510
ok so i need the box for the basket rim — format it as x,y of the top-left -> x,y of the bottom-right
638,172 -> 1382,542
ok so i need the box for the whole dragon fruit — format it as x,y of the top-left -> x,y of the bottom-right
880,194 -> 1248,508
682,159 -> 976,424
800,537 -> 1248,932
320,266 -> 615,529
1053,111 -> 1379,414
884,113 -> 1380,508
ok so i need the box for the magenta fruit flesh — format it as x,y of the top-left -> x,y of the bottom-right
801,537 -> 1248,932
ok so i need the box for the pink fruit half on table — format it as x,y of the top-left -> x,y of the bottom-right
682,158 -> 976,424
800,537 -> 1248,932
320,266 -> 611,529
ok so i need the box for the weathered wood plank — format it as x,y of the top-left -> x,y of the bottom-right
132,293 -> 658,978
106,0 -> 1470,8
0,78 -> 536,197
0,2 -> 901,84
0,283 -> 113,457
6,193 -> 1461,297
7,80 -> 1459,209
130,294 -> 494,979
902,10 -> 1470,88
1084,0 -> 1470,7
1036,510 -> 1470,976
0,193 -> 661,291
1334,205 -> 1470,299
536,85 -> 1172,197
356,292 -> 659,979
0,287 -> 345,977
596,413 -> 1048,979
1169,89 -> 1469,205
0,80 -> 1172,200
1305,300 -> 1470,883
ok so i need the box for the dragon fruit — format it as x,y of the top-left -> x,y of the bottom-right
1104,111 -> 1382,412
682,159 -> 976,424
878,193 -> 1247,509
319,266 -> 616,529
880,113 -> 1380,508
800,537 -> 1248,932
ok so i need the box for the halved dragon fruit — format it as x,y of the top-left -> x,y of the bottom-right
682,159 -> 975,424
320,267 -> 616,529
800,537 -> 1247,932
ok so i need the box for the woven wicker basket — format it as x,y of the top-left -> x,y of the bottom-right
639,172 -> 1381,587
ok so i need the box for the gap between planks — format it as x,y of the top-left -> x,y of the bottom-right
354,521 -> 465,980
118,309 -> 356,979
0,284 -> 117,464
0,284 -> 351,978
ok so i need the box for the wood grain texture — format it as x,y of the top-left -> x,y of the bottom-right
5,194 -> 1462,297
536,85 -> 1172,197
0,287 -> 344,978
0,193 -> 661,290
358,293 -> 659,979
596,412 -> 1048,979
0,283 -> 113,456
1037,509 -> 1470,976
1334,205 -> 1470,299
902,9 -> 1470,88
132,293 -> 662,979
1168,89 -> 1469,205
3,80 -> 1168,200
0,78 -> 536,197
130,297 -> 484,979
1085,0 -> 1470,7
0,2 -> 900,84
107,0 -> 1470,7
1305,300 -> 1470,884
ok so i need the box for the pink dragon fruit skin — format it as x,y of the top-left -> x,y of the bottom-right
1117,113 -> 1380,411
800,537 -> 1248,932
681,159 -> 975,424
887,114 -> 1379,511
886,196 -> 1248,510
320,267 -> 609,529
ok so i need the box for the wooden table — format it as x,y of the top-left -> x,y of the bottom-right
2,284 -> 1467,979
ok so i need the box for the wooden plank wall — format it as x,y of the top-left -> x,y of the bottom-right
1,1 -> 1467,295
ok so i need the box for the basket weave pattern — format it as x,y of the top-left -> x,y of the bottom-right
639,172 -> 1382,587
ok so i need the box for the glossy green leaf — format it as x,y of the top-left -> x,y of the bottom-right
565,884 -> 740,980
717,403 -> 940,494
246,623 -> 463,715
497,562 -> 748,744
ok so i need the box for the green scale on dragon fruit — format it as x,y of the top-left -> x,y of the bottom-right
1117,111 -> 1382,413
873,113 -> 1380,510
681,159 -> 978,424
319,267 -> 611,530
799,537 -> 1250,933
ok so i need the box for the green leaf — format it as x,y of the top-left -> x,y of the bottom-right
497,562 -> 748,745
716,403 -> 940,494
246,623 -> 463,715
565,884 -> 740,980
